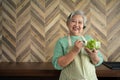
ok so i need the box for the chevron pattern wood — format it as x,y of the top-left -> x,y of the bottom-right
31,0 -> 46,62
16,0 -> 31,62
106,0 -> 120,62
45,0 -> 60,61
90,0 -> 120,61
2,0 -> 16,62
0,0 -> 120,62
90,0 -> 107,61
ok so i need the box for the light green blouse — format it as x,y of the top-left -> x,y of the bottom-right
52,35 -> 103,80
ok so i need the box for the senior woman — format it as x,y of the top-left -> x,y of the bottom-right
52,10 -> 103,80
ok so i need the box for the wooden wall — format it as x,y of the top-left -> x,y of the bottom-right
0,0 -> 120,62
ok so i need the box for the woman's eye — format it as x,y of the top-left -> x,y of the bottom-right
72,20 -> 76,22
79,22 -> 82,24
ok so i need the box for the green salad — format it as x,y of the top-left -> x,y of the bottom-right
85,39 -> 101,50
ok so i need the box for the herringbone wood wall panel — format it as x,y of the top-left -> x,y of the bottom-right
0,0 -> 120,62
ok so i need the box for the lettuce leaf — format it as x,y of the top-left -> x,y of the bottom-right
85,39 -> 101,50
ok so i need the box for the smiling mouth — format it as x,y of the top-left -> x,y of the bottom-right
73,27 -> 80,31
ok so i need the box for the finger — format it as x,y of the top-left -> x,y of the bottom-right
92,49 -> 97,53
75,40 -> 83,46
85,48 -> 92,54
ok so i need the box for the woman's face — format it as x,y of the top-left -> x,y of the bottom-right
67,15 -> 84,36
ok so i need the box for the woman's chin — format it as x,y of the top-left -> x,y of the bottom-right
72,33 -> 80,36
70,31 -> 81,36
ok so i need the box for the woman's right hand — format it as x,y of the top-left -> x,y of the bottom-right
72,40 -> 83,54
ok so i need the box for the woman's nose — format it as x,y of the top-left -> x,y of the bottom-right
75,22 -> 79,26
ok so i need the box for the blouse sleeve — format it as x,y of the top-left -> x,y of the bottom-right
52,39 -> 63,70
95,50 -> 104,66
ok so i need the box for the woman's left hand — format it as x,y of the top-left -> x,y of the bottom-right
85,48 -> 98,57
85,48 -> 100,65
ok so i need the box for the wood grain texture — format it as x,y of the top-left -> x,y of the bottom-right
0,0 -> 120,62
106,0 -> 120,61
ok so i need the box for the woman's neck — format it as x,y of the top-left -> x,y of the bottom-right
69,33 -> 82,36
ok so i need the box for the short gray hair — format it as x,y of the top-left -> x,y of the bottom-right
67,10 -> 87,29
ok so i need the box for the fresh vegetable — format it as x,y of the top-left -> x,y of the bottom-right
85,39 -> 101,50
